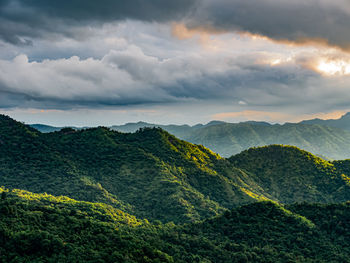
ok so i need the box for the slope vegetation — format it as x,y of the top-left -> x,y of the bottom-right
230,145 -> 350,203
2,187 -> 350,262
0,115 -> 263,223
3,115 -> 350,222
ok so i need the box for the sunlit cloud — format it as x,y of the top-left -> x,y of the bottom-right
317,59 -> 350,76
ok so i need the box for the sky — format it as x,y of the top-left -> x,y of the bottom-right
1,0 -> 350,126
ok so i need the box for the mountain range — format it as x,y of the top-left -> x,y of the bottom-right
2,114 -> 350,262
31,112 -> 350,160
2,114 -> 350,223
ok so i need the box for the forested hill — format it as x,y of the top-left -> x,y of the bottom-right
0,114 -> 263,223
3,114 -> 350,262
2,114 -> 350,224
2,187 -> 350,262
229,145 -> 350,203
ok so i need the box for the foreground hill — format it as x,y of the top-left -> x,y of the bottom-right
1,187 -> 350,262
229,145 -> 350,203
0,187 -> 165,262
0,115 -> 264,223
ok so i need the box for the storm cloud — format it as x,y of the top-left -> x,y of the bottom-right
185,0 -> 350,50
1,0 -> 350,50
0,0 -> 198,45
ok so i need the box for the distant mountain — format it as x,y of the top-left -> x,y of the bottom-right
30,124 -> 63,133
32,117 -> 350,159
111,120 -> 350,160
30,124 -> 81,133
300,112 -> 350,131
184,122 -> 350,160
110,121 -> 195,138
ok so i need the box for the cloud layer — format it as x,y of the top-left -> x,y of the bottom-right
0,0 -> 197,45
2,0 -> 350,51
1,1 -> 350,124
1,42 -> 350,115
186,0 -> 350,50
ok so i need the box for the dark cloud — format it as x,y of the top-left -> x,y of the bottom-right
188,0 -> 350,50
0,0 -> 198,45
18,0 -> 198,21
1,0 -> 350,50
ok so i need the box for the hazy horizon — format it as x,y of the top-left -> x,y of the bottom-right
4,110 -> 348,128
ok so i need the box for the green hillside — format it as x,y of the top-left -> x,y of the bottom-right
0,187 -> 168,263
3,115 -> 350,223
2,187 -> 350,262
3,114 -> 350,262
29,124 -> 63,133
229,145 -> 350,203
0,115 -> 264,223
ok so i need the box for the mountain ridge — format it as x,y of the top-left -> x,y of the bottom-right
30,114 -> 350,159
300,112 -> 350,131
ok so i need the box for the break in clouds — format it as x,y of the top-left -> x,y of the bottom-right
1,0 -> 350,121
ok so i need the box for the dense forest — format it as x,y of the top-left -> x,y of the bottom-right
2,114 -> 350,262
2,187 -> 350,262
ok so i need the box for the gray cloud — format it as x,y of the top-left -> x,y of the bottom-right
0,44 -> 349,114
18,0 -> 197,21
2,0 -> 350,51
188,0 -> 350,50
0,0 -> 198,45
